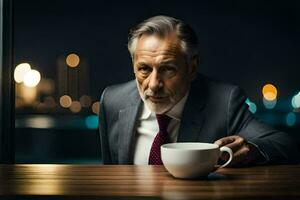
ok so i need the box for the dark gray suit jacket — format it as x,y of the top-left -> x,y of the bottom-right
99,74 -> 299,164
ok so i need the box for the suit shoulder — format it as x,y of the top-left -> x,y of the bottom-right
200,75 -> 246,98
103,80 -> 136,96
100,80 -> 138,109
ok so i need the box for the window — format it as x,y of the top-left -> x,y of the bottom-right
4,0 -> 300,163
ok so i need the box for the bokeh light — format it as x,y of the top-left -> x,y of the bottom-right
15,97 -> 23,108
20,84 -> 37,104
14,63 -> 31,83
85,115 -> 99,129
286,112 -> 296,127
292,96 -> 297,108
59,95 -> 72,108
23,70 -> 41,87
66,53 -> 80,68
291,92 -> 300,109
245,98 -> 257,114
92,101 -> 100,114
262,84 -> 277,101
79,95 -> 92,107
38,79 -> 55,94
249,102 -> 257,114
69,101 -> 82,113
263,98 -> 277,109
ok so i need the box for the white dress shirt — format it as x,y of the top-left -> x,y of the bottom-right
133,92 -> 189,165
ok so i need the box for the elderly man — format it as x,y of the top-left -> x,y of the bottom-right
99,15 -> 298,166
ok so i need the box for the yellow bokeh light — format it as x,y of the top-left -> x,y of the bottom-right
92,101 -> 100,114
69,101 -> 82,113
20,84 -> 37,104
59,95 -> 72,108
66,53 -> 80,68
23,70 -> 41,87
262,84 -> 277,101
263,92 -> 277,101
14,63 -> 31,83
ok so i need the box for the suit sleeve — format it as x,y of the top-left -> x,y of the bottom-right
227,86 -> 299,164
99,87 -> 112,164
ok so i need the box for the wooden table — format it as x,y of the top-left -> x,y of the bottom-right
0,164 -> 299,200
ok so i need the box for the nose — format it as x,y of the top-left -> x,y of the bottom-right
148,70 -> 163,92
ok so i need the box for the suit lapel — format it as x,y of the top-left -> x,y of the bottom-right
118,89 -> 141,164
117,75 -> 208,163
177,76 -> 207,142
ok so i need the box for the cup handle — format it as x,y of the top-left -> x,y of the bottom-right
217,146 -> 233,168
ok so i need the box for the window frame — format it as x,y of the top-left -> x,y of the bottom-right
0,0 -> 14,163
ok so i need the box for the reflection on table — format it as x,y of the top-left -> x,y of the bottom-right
0,164 -> 300,199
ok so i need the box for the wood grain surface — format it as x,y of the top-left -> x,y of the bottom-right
0,164 -> 299,200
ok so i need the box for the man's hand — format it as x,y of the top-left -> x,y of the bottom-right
214,135 -> 260,167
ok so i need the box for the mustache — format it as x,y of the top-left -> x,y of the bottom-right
144,89 -> 169,98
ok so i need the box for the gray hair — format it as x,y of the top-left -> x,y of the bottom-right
128,15 -> 199,61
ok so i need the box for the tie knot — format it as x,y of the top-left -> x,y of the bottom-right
156,114 -> 172,131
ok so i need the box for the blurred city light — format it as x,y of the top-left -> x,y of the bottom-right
69,101 -> 82,113
263,98 -> 277,109
245,98 -> 257,114
59,95 -> 72,108
286,112 -> 296,126
79,95 -> 92,107
85,115 -> 99,129
20,84 -> 37,104
92,101 -> 100,114
292,97 -> 297,108
24,116 -> 55,129
15,97 -> 23,108
37,79 -> 55,95
262,84 -> 277,101
23,69 -> 41,87
14,63 -> 31,83
291,92 -> 300,109
249,102 -> 257,114
66,53 -> 80,68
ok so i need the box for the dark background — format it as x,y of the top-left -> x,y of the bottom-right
14,0 -> 300,100
13,0 -> 300,163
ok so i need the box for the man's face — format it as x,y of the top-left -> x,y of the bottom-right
133,33 -> 196,114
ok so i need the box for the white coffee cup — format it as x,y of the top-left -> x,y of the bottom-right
161,142 -> 233,179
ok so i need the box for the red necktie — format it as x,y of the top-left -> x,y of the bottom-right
148,114 -> 172,165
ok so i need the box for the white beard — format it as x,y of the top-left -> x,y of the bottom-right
135,79 -> 175,114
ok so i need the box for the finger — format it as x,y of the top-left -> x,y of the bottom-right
225,137 -> 246,153
214,135 -> 238,147
219,137 -> 245,161
219,151 -> 230,162
220,142 -> 251,165
229,145 -> 250,167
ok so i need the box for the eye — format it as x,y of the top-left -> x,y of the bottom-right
160,66 -> 177,75
138,65 -> 152,74
166,66 -> 176,72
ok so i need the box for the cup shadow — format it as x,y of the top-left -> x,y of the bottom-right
167,172 -> 233,181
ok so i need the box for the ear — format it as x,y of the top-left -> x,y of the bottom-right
188,55 -> 199,81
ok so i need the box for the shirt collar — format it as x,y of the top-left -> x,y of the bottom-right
139,102 -> 152,120
139,90 -> 190,121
